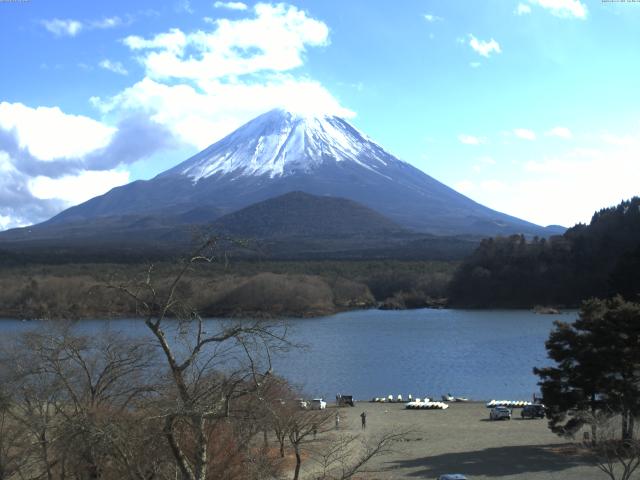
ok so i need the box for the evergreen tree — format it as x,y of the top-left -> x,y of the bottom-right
535,297 -> 640,441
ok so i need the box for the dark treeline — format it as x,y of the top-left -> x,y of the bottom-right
448,197 -> 640,308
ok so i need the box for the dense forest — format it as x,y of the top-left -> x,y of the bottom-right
448,197 -> 640,308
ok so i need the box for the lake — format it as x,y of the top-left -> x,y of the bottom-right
0,308 -> 576,402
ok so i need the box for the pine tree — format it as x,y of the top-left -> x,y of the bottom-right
534,297 -> 640,442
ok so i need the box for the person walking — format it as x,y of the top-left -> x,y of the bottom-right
335,411 -> 340,430
360,411 -> 367,430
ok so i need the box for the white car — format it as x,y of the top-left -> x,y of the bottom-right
489,406 -> 511,420
310,398 -> 327,410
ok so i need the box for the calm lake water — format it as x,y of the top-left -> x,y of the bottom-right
0,309 -> 576,402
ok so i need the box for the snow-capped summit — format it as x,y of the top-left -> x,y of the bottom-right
164,108 -> 401,181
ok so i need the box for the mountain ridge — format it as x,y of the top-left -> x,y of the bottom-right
212,191 -> 406,238
2,108 -> 564,249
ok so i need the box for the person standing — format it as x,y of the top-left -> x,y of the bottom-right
335,411 -> 340,430
360,411 -> 367,430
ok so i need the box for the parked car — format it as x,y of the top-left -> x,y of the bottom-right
298,399 -> 308,409
489,406 -> 511,420
438,475 -> 468,480
310,398 -> 327,410
337,394 -> 355,407
521,404 -> 546,419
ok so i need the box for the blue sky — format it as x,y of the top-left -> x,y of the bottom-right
0,0 -> 639,229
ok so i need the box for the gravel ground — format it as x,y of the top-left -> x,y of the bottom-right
302,401 -> 608,480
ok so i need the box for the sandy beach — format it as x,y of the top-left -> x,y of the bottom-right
300,401 -> 604,480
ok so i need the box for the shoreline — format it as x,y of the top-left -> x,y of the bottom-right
0,303 -> 579,322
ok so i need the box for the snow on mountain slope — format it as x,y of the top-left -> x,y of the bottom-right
163,108 -> 397,181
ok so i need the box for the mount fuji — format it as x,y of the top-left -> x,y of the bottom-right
1,108 -> 562,254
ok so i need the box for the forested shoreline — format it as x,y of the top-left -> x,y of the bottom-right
448,197 -> 640,308
0,260 -> 454,320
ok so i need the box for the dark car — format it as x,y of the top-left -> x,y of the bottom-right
521,404 -> 545,419
337,394 -> 355,407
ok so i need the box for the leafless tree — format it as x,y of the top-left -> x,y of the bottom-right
286,409 -> 334,480
308,429 -> 409,480
1,359 -> 63,480
580,411 -> 640,480
0,391 -> 31,480
254,377 -> 300,458
108,239 -> 291,480
0,324 -> 167,480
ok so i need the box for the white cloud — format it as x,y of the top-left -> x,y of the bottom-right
601,132 -> 636,146
41,16 -> 125,37
41,17 -> 126,37
99,4 -> 350,149
91,16 -> 124,29
545,126 -> 572,139
0,102 -> 114,160
468,34 -> 501,58
469,62 -> 481,68
29,170 -> 130,205
472,156 -> 497,173
41,18 -> 83,37
453,137 -> 640,227
528,0 -> 587,19
214,1 -> 248,10
123,28 -> 188,54
423,14 -> 443,22
0,214 -> 14,230
99,59 -> 128,75
458,134 -> 486,145
176,0 -> 195,14
0,103 -> 176,229
123,4 -> 329,82
93,76 -> 353,149
513,128 -> 536,140
515,3 -> 532,15
480,179 -> 507,192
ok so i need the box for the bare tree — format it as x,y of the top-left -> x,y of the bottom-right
309,429 -> 410,480
109,239 -> 290,480
0,391 -> 31,480
580,411 -> 640,480
3,361 -> 63,480
287,409 -> 334,480
0,324 -> 166,480
255,377 -> 300,458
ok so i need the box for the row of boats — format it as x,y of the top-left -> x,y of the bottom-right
370,393 -> 469,404
485,400 -> 533,408
405,401 -> 449,410
369,396 -> 534,410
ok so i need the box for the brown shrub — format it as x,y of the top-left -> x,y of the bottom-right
204,273 -> 335,317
